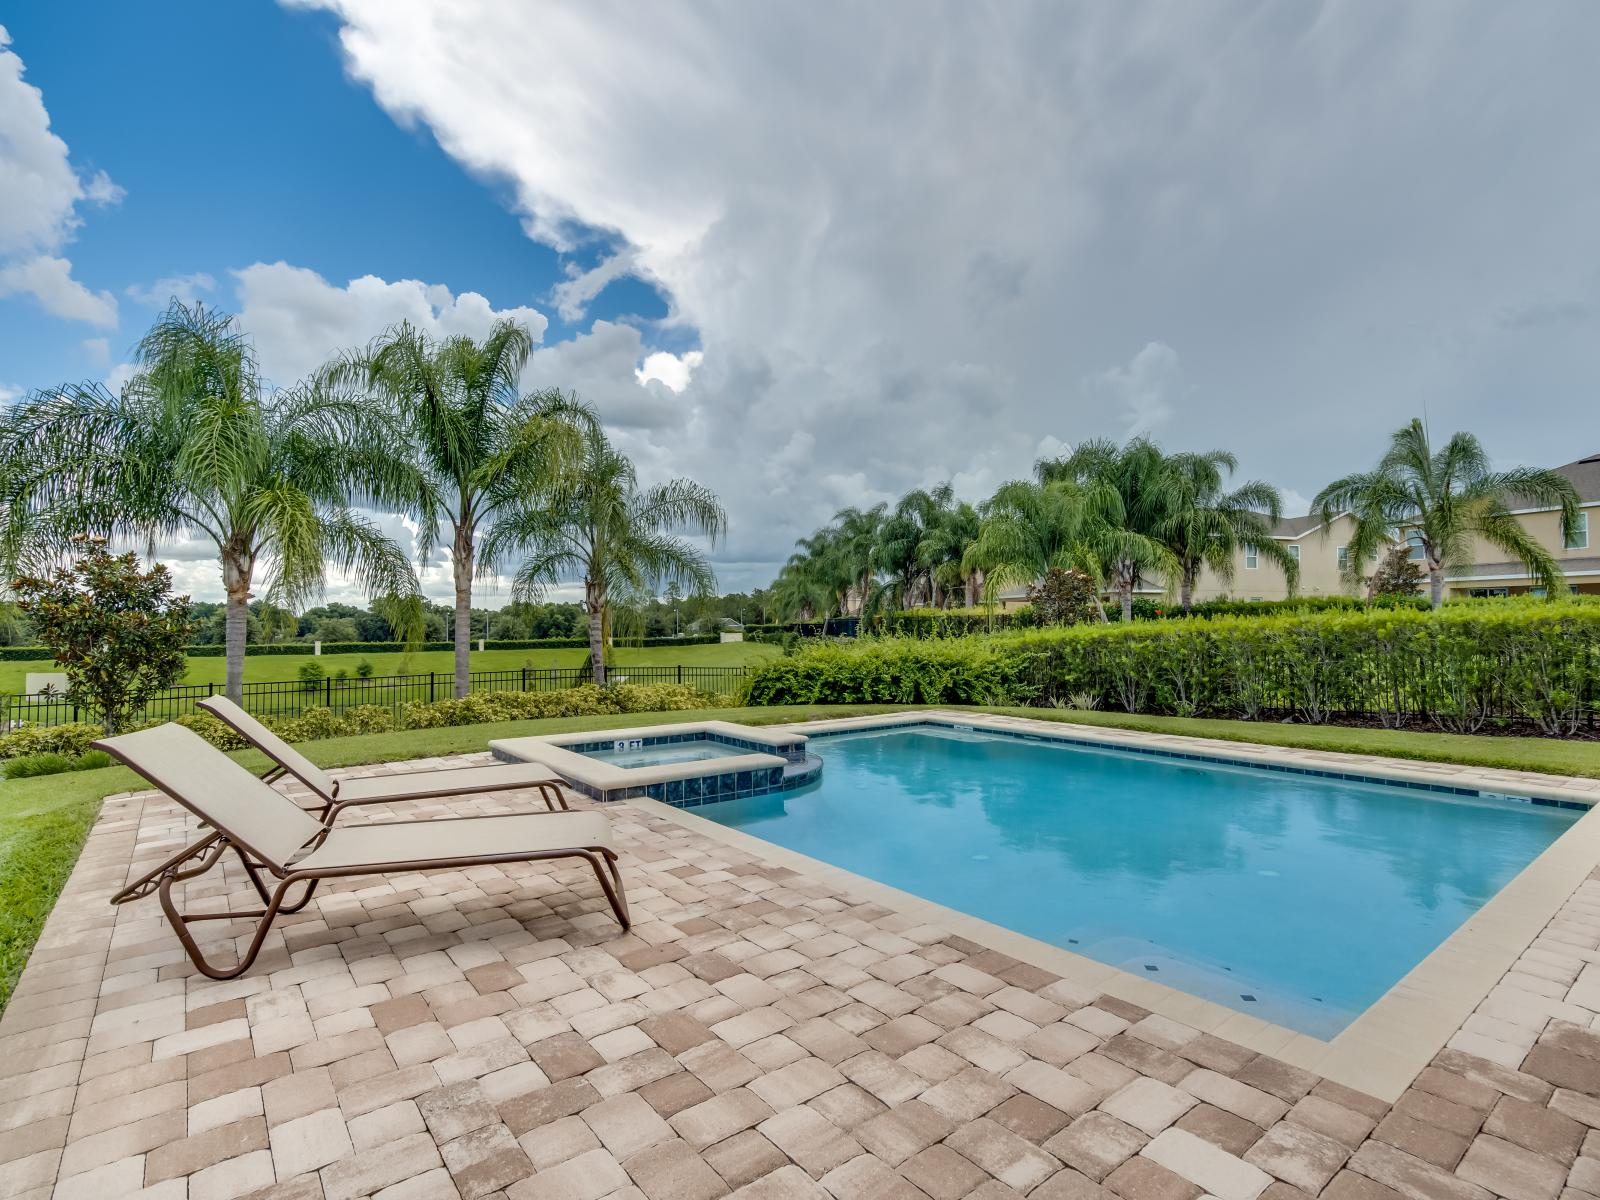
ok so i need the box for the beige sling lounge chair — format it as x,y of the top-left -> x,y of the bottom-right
96,723 -> 628,980
197,694 -> 569,817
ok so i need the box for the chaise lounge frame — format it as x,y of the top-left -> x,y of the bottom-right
196,694 -> 570,818
97,724 -> 629,980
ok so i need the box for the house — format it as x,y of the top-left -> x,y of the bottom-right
1190,453 -> 1600,602
992,452 -> 1600,608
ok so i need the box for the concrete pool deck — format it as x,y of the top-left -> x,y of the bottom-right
4,718 -> 1600,1199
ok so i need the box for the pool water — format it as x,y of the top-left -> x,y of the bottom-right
697,726 -> 1579,1037
581,737 -> 751,769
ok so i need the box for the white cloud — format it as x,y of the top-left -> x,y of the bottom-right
551,250 -> 638,321
286,4 -> 1600,590
0,382 -> 21,404
1083,342 -> 1183,438
81,169 -> 124,207
105,361 -> 137,393
0,255 -> 117,326
127,271 -> 216,307
636,349 -> 702,392
81,336 -> 109,367
0,26 -> 120,325
233,262 -> 552,386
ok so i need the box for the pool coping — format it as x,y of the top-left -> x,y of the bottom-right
628,708 -> 1600,1101
489,719 -> 796,798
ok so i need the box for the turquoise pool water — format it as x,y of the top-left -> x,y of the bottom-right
697,725 -> 1580,1037
582,737 -> 749,769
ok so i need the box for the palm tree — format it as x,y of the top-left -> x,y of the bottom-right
488,425 -> 726,684
829,504 -> 886,615
1158,450 -> 1298,612
348,320 -> 594,697
964,479 -> 1108,621
0,302 -> 423,700
771,532 -> 852,622
919,496 -> 982,606
1037,438 -> 1179,620
1313,419 -> 1580,607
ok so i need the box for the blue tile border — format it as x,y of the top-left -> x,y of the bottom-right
799,718 -> 1586,810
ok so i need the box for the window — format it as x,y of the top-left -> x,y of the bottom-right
1287,545 -> 1300,563
1406,531 -> 1426,561
1467,587 -> 1510,598
1244,544 -> 1258,569
1566,513 -> 1590,551
1530,587 -> 1548,598
1337,546 -> 1349,571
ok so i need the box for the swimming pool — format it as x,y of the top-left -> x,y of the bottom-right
696,724 -> 1579,1038
580,737 -> 751,769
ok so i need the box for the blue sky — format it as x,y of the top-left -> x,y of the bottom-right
0,1 -> 669,394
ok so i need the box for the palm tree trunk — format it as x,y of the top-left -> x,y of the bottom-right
452,524 -> 473,699
966,569 -> 981,608
221,548 -> 253,703
586,578 -> 606,685
1119,564 -> 1134,622
1180,565 -> 1196,614
1428,559 -> 1445,609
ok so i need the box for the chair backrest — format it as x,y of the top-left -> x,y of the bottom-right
198,695 -> 337,801
95,724 -> 325,872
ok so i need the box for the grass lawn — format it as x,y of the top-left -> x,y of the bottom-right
0,640 -> 779,694
5,699 -> 1599,1014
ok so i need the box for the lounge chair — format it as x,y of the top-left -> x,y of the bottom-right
95,723 -> 629,979
197,694 -> 569,817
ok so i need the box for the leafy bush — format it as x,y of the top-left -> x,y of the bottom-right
3,752 -> 76,778
395,684 -> 711,730
3,748 -> 114,779
741,603 -> 1600,733
298,662 -> 326,691
13,541 -> 195,732
0,722 -> 104,762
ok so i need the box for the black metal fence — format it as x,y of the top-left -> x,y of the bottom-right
4,665 -> 751,728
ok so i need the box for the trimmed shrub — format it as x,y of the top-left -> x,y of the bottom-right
740,603 -> 1600,732
395,684 -> 711,730
3,748 -> 114,779
0,722 -> 104,762
3,752 -> 77,778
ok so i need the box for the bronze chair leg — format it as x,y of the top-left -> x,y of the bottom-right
580,848 -> 631,930
156,870 -> 320,981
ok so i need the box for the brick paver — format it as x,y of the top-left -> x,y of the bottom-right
3,748 -> 1600,1200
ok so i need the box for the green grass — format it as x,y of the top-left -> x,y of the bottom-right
0,640 -> 779,694
4,698 -> 1597,1014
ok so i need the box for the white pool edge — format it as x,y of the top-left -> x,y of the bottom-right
627,708 -> 1600,1101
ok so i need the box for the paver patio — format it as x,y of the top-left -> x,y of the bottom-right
6,750 -> 1600,1200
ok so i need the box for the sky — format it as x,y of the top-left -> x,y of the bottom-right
2,2 -> 1598,607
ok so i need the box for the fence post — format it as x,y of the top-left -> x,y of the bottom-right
522,666 -> 529,692
429,673 -> 436,704
677,664 -> 683,684
325,677 -> 332,710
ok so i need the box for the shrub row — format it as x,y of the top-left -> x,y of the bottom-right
0,635 -> 721,661
0,683 -> 718,763
740,603 -> 1600,735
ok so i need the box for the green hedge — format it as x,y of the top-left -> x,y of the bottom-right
0,634 -> 721,661
741,603 -> 1600,735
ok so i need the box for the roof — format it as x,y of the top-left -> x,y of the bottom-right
1550,454 -> 1600,504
